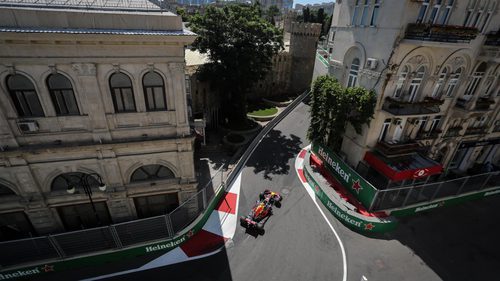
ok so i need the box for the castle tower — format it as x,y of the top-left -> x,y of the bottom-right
289,22 -> 322,94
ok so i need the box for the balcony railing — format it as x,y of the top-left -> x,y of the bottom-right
382,96 -> 443,115
485,31 -> 500,46
376,140 -> 422,156
464,126 -> 487,136
475,97 -> 495,110
415,129 -> 442,140
443,126 -> 463,138
405,23 -> 479,43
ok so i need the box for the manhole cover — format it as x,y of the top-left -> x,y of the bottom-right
281,188 -> 290,195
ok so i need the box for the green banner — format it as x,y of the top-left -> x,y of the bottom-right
390,186 -> 500,217
0,184 -> 227,280
311,142 -> 377,209
303,166 -> 397,233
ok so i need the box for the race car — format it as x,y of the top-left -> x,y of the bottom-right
240,190 -> 283,232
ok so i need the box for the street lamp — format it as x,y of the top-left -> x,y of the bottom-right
65,173 -> 107,226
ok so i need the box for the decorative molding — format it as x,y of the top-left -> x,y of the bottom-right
5,64 -> 15,75
407,55 -> 427,65
72,63 -> 96,76
147,63 -> 155,73
48,65 -> 57,74
359,69 -> 381,79
451,56 -> 465,69
112,63 -> 120,73
168,62 -> 185,72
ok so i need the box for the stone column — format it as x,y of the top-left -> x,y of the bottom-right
72,63 -> 112,142
168,62 -> 190,137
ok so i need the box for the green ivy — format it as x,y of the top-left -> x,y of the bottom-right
307,75 -> 376,152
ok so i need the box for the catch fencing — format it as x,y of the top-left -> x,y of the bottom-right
0,167 -> 225,268
369,171 -> 500,211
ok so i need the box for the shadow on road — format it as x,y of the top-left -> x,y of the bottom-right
376,195 -> 500,281
246,129 -> 302,180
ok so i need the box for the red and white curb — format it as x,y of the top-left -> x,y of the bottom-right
85,174 -> 242,280
295,145 -> 348,281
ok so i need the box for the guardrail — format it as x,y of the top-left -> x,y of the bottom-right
0,89 -> 311,270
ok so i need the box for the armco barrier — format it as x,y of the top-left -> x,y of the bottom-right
0,90 -> 311,279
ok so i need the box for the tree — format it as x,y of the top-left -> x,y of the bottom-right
322,15 -> 332,37
307,76 -> 377,152
316,8 -> 325,25
176,7 -> 189,22
266,5 -> 281,25
303,7 -> 311,22
189,4 -> 283,127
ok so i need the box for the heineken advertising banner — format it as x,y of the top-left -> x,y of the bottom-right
0,184 -> 227,280
390,186 -> 500,217
303,166 -> 397,233
311,142 -> 377,209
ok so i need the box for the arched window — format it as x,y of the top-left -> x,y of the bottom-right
432,67 -> 448,97
464,62 -> 487,100
143,72 -> 166,111
47,74 -> 79,115
109,73 -> 136,113
51,172 -> 100,192
360,0 -> 370,26
347,58 -> 360,88
394,65 -> 409,98
6,74 -> 44,117
0,183 -> 16,197
445,68 -> 462,97
408,66 -> 425,102
131,165 -> 175,182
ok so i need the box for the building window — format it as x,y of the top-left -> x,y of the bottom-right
6,74 -> 44,117
417,0 -> 430,23
370,0 -> 380,26
438,0 -> 453,24
432,68 -> 448,98
360,0 -> 370,26
0,212 -> 36,241
464,63 -> 486,100
0,183 -> 16,197
352,0 -> 360,25
109,72 -> 136,113
47,74 -> 79,116
428,0 -> 442,23
134,194 -> 179,219
347,58 -> 360,88
480,11 -> 492,33
131,165 -> 175,182
57,202 -> 111,231
378,118 -> 391,142
51,172 -> 100,192
471,9 -> 483,28
394,65 -> 409,98
429,115 -> 442,133
445,68 -> 462,97
143,72 -> 166,111
408,66 -> 425,102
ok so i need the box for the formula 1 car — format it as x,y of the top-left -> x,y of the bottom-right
240,190 -> 283,232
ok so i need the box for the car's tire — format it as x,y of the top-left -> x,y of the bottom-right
275,201 -> 282,208
239,217 -> 247,227
257,222 -> 264,231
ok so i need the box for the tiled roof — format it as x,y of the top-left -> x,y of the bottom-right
0,0 -> 163,11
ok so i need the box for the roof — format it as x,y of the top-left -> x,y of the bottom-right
0,0 -> 164,12
0,27 -> 196,36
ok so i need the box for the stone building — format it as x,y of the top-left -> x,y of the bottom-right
327,0 -> 499,177
0,1 -> 197,240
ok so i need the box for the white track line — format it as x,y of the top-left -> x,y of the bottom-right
295,147 -> 347,281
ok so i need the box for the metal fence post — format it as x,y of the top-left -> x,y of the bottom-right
456,177 -> 469,195
48,235 -> 65,259
430,182 -> 444,201
402,187 -> 413,207
368,190 -> 379,212
109,225 -> 123,249
202,188 -> 207,210
165,214 -> 175,238
479,173 -> 494,190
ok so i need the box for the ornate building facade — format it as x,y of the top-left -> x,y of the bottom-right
327,0 -> 499,175
0,1 -> 197,240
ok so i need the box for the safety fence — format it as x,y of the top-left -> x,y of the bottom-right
0,167 -> 225,268
369,171 -> 500,211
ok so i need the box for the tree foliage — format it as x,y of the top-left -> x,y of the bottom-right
307,75 -> 377,151
188,4 -> 283,125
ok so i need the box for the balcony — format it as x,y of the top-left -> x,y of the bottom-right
475,97 -> 495,111
405,23 -> 479,43
415,129 -> 442,140
376,140 -> 423,157
485,31 -> 500,46
464,126 -> 487,136
443,126 -> 463,138
382,96 -> 443,116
